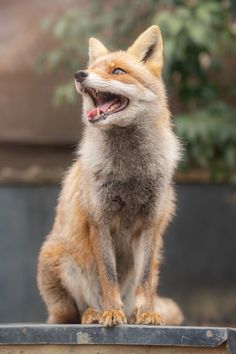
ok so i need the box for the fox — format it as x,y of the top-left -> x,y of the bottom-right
37,25 -> 183,327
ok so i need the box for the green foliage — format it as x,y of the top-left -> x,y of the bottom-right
176,103 -> 236,182
53,81 -> 77,106
38,0 -> 236,181
153,0 -> 236,181
153,0 -> 235,107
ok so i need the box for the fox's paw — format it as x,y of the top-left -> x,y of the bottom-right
81,307 -> 102,324
99,309 -> 127,327
135,311 -> 164,325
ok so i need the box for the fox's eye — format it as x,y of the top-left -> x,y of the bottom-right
112,68 -> 126,75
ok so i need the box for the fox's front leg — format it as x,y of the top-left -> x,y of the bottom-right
133,223 -> 164,325
90,225 -> 127,326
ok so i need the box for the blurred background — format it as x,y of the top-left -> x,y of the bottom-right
0,0 -> 235,326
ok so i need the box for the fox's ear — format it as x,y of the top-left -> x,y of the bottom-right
127,25 -> 163,74
89,37 -> 109,64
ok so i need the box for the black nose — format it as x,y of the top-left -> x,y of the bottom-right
75,70 -> 88,83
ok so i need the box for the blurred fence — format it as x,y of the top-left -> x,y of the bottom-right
0,185 -> 236,325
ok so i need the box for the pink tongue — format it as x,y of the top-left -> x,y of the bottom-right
87,99 -> 117,120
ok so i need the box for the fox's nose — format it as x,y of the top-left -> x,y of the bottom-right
75,70 -> 88,83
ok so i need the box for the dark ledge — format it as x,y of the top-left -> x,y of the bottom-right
0,325 -> 235,350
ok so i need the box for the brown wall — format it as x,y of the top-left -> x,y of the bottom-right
0,0 -> 82,182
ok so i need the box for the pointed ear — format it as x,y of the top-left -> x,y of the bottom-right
127,26 -> 163,74
88,37 -> 109,64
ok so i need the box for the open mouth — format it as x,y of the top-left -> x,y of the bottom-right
84,88 -> 129,123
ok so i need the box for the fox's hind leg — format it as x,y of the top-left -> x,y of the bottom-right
44,278 -> 79,324
37,241 -> 80,324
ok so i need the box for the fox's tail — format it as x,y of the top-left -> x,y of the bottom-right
154,296 -> 184,325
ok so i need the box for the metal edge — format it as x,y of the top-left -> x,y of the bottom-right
226,328 -> 236,354
76,325 -> 227,347
0,325 -> 229,346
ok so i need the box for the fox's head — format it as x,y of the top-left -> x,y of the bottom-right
75,25 -> 166,127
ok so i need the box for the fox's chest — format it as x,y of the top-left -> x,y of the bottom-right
96,173 -> 159,226
92,125 -> 162,224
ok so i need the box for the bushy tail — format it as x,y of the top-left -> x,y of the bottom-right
154,296 -> 184,325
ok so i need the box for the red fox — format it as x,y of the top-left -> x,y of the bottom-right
37,25 -> 183,326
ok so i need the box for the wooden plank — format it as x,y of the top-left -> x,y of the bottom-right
0,344 -> 228,354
